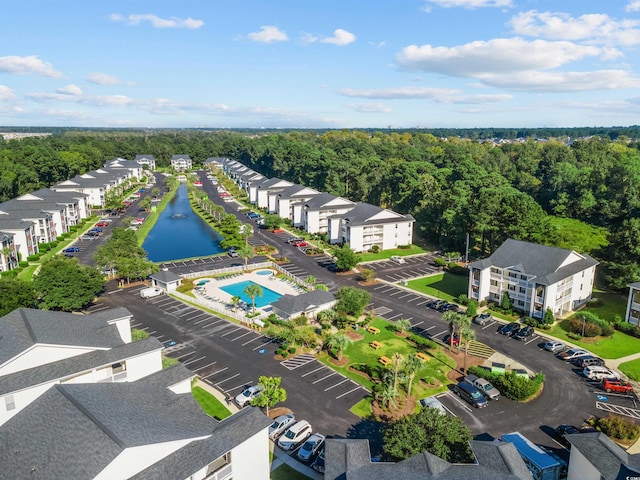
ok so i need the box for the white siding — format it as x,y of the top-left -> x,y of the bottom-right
0,382 -> 51,426
567,447 -> 600,480
124,350 -> 163,381
230,427 -> 270,480
0,345 -> 99,376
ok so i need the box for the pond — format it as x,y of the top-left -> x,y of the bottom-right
142,183 -> 224,262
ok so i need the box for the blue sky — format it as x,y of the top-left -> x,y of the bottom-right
2,0 -> 640,128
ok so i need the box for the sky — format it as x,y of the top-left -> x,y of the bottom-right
1,0 -> 640,129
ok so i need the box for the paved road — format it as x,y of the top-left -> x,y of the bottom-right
78,170 -> 637,455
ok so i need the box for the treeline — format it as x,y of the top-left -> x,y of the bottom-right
2,129 -> 640,289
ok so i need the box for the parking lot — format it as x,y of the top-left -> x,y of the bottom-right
361,254 -> 438,282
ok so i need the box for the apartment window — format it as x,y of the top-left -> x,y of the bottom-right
490,280 -> 498,287
508,285 -> 516,291
5,394 -> 16,411
490,267 -> 500,274
519,287 -> 526,294
520,274 -> 527,280
508,272 -> 517,279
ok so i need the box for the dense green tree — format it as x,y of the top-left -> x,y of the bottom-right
383,407 -> 473,463
335,286 -> 371,317
326,332 -> 350,361
250,376 -> 287,415
33,257 -> 105,311
333,245 -> 360,272
0,278 -> 37,316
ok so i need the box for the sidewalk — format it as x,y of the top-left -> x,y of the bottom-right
601,351 -> 640,370
270,442 -> 323,480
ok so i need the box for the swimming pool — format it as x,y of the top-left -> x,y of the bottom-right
219,280 -> 282,308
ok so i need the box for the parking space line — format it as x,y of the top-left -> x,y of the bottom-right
184,355 -> 207,366
131,322 -> 141,328
189,312 -> 209,321
405,296 -> 420,302
313,372 -> 336,384
252,339 -> 275,350
483,321 -> 497,330
178,309 -> 198,317
387,313 -> 402,321
224,383 -> 249,394
388,290 -> 403,296
241,335 -> 265,346
202,367 -> 228,379
199,323 -> 218,329
411,321 -> 423,328
525,336 -> 540,346
324,378 -> 349,391
231,331 -> 253,342
416,300 -> 429,306
301,366 -> 326,377
194,317 -> 211,325
422,325 -> 436,331
432,329 -> 448,338
155,335 -> 165,340
397,293 -> 413,299
336,386 -> 362,399
193,361 -> 217,372
176,351 -> 196,360
214,373 -> 240,386
221,327 -> 242,337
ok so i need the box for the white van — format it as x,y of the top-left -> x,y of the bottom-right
140,287 -> 163,298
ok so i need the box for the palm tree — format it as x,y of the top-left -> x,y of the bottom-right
240,223 -> 253,248
230,295 -> 241,312
443,311 -> 470,351
315,284 -> 329,291
316,309 -> 336,324
243,283 -> 263,314
327,333 -> 350,361
460,326 -> 476,373
238,245 -> 254,270
378,381 -> 397,408
391,352 -> 404,395
305,275 -> 317,285
404,354 -> 423,398
395,318 -> 412,335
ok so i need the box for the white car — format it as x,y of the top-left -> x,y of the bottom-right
558,348 -> 590,361
584,366 -> 619,380
419,396 -> 447,415
390,255 -> 406,264
234,385 -> 263,408
278,420 -> 312,451
139,287 -> 163,299
297,433 -> 325,462
268,414 -> 296,440
544,341 -> 566,353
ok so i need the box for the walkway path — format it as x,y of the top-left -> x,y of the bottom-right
603,351 -> 640,369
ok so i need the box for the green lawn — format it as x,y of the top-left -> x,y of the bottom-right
548,320 -> 640,359
359,245 -> 429,262
619,358 -> 640,382
271,464 -> 312,480
318,318 -> 453,401
581,289 -> 627,322
192,386 -> 232,420
405,272 -> 469,302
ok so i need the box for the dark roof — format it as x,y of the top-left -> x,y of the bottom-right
628,282 -> 640,289
567,432 -> 640,480
325,439 -> 531,480
277,184 -> 319,200
304,192 -> 355,211
171,155 -> 192,160
0,371 -> 218,480
22,188 -> 89,202
468,238 -> 598,286
135,154 -> 156,160
131,407 -> 272,480
0,337 -> 163,396
0,308 -> 128,366
150,270 -> 181,283
257,177 -> 292,190
0,218 -> 35,230
271,291 -> 335,316
335,202 -> 414,227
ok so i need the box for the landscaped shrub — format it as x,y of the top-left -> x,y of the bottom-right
434,258 -> 447,268
398,245 -> 411,249
369,245 -> 380,254
614,319 -> 640,338
457,294 -> 469,305
567,332 -> 582,340
465,300 -> 477,317
281,351 -> 289,358
592,415 -> 640,441
292,315 -> 308,326
288,347 -> 296,354
408,334 -> 437,350
177,278 -> 195,293
358,268 -> 376,282
448,265 -> 468,276
19,261 -> 29,268
568,312 -> 614,337
27,254 -> 40,262
468,366 -> 545,401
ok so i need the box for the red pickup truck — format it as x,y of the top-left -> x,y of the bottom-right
601,378 -> 634,394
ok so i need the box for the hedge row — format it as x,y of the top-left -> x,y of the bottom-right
467,366 -> 545,401
408,334 -> 438,350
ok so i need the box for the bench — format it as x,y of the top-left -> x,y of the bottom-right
370,341 -> 384,350
379,356 -> 391,367
415,352 -> 429,362
367,326 -> 380,335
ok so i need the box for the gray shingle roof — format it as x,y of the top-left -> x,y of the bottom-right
172,155 -> 192,160
0,308 -> 128,366
271,291 -> 335,316
325,439 -> 532,480
257,177 -> 292,190
336,202 -> 414,226
304,192 -> 355,211
130,407 -> 272,480
0,336 -> 163,396
135,154 -> 156,161
468,238 -> 598,286
0,218 -> 35,230
150,270 -> 181,283
567,432 -> 640,480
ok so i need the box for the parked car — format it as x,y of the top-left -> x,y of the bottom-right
452,381 -> 488,408
297,433 -> 325,462
418,396 -> 447,415
227,249 -> 239,258
601,378 -> 634,394
425,299 -> 439,309
234,385 -> 263,408
513,325 -> 534,341
557,348 -> 590,361
95,221 -> 109,227
498,322 -> 521,336
556,424 -> 580,447
63,247 -> 80,253
285,237 -> 303,244
80,235 -> 97,241
437,302 -> 453,312
442,334 -> 460,347
390,255 -> 406,264
139,287 -> 163,299
583,366 -> 619,381
464,374 -> 500,400
278,420 -> 312,451
89,227 -> 102,233
473,312 -> 492,326
543,341 -> 566,353
268,414 -> 296,440
577,356 -> 606,367
293,241 -> 308,247
272,228 -> 285,233
311,446 -> 325,473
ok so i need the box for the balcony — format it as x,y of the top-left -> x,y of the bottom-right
97,371 -> 128,383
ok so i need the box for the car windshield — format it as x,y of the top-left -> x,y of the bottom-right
284,429 -> 297,439
302,441 -> 313,450
270,421 -> 280,429
471,391 -> 483,400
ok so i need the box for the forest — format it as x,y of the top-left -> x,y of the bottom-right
1,128 -> 640,290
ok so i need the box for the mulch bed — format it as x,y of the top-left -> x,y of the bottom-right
328,356 -> 350,367
346,331 -> 364,341
372,396 -> 417,422
358,280 -> 378,286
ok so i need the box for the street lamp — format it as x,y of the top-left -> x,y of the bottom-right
581,315 -> 586,337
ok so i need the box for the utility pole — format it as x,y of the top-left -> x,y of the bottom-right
465,232 -> 470,263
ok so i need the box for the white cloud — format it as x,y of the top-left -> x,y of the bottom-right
627,1 -> 640,12
247,26 -> 288,43
477,69 -> 640,92
425,0 -> 512,9
321,29 -> 356,46
109,13 -> 204,29
301,33 -> 319,44
339,86 -> 512,104
345,103 -> 392,113
397,38 -> 618,76
510,10 -> 640,46
87,72 -> 134,86
0,85 -> 17,101
57,84 -> 83,96
0,55 -> 62,78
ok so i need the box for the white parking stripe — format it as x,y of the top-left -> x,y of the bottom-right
242,335 -> 265,346
397,293 -> 413,299
184,355 -> 207,366
252,339 -> 275,351
221,328 -> 242,337
194,317 -> 210,325
387,313 -> 402,321
432,329 -> 448,338
336,386 -> 362,399
231,331 -> 253,342
199,323 -> 217,329
131,322 -> 141,327
324,378 -> 349,391
302,366 -> 326,377
202,367 -> 228,379
155,335 -> 165,340
525,335 -> 539,345
176,351 -> 196,360
313,372 -> 336,384
214,373 -> 240,386
193,361 -> 217,372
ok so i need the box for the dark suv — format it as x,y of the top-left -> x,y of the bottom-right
513,325 -> 533,341
498,322 -> 521,336
453,382 -> 488,408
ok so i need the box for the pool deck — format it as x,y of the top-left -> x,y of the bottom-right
196,269 -> 303,311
